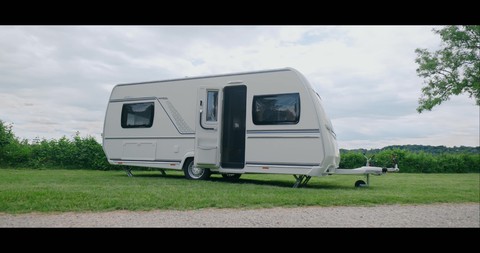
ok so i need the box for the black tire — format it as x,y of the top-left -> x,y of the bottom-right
183,158 -> 211,180
221,173 -> 241,181
355,180 -> 366,187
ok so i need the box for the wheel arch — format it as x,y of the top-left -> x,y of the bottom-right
180,151 -> 195,169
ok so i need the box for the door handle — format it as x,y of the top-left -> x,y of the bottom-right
199,110 -> 215,130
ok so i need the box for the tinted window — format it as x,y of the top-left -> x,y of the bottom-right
252,93 -> 300,125
121,102 -> 154,128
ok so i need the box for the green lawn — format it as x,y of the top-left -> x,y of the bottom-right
0,168 -> 478,214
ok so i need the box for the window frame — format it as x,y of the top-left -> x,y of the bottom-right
121,102 -> 155,128
252,92 -> 301,125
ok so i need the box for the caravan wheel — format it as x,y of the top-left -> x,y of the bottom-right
183,158 -> 211,180
355,180 -> 366,187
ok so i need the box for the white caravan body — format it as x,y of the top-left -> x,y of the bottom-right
102,68 -> 341,179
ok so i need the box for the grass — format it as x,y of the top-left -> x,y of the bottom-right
0,168 -> 478,214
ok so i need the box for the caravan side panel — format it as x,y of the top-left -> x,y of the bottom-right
241,70 -> 327,175
103,81 -> 198,169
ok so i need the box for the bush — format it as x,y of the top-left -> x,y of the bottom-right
338,152 -> 365,169
340,149 -> 479,173
0,120 -> 114,170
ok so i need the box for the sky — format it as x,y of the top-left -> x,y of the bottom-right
0,26 -> 478,149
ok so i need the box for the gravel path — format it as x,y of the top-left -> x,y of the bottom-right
1,203 -> 478,227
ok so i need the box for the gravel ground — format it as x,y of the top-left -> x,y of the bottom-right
1,203 -> 478,227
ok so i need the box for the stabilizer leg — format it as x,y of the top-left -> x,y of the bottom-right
124,167 -> 133,177
293,175 -> 312,188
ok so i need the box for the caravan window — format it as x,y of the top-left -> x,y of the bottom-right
121,102 -> 155,128
206,90 -> 218,122
252,93 -> 300,125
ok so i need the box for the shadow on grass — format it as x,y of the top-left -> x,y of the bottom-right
116,172 -> 183,179
113,170 -> 352,190
212,177 -> 352,190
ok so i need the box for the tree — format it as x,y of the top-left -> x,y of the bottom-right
0,120 -> 15,149
415,25 -> 480,113
0,120 -> 17,164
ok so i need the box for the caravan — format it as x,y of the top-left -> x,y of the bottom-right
102,68 -> 398,187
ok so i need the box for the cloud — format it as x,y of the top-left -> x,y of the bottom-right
0,92 -> 104,140
0,26 -> 477,149
334,94 -> 479,149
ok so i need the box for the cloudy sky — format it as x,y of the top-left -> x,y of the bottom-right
0,26 -> 478,149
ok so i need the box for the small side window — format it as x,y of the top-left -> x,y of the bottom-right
206,90 -> 218,122
121,102 -> 154,128
252,93 -> 300,125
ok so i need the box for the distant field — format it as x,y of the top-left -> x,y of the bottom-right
0,169 -> 478,214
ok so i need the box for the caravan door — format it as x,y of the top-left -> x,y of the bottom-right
195,87 -> 222,169
194,85 -> 247,170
